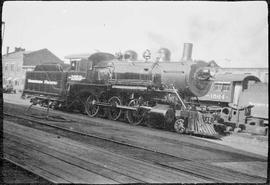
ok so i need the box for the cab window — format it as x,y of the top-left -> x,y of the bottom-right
222,84 -> 230,91
70,61 -> 77,71
213,83 -> 223,91
78,60 -> 88,72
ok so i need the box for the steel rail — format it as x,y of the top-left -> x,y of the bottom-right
3,111 -> 266,183
4,112 -> 217,182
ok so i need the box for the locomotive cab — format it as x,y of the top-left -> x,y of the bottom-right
86,52 -> 115,83
67,59 -> 89,83
66,52 -> 115,83
69,59 -> 89,72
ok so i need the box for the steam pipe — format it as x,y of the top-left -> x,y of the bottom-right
172,86 -> 187,109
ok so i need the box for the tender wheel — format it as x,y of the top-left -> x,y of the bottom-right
108,96 -> 122,121
126,99 -> 144,125
174,119 -> 185,134
85,93 -> 99,117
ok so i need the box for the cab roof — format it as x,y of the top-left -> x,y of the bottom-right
214,74 -> 261,83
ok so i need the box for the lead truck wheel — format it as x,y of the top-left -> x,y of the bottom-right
85,93 -> 99,117
174,119 -> 185,134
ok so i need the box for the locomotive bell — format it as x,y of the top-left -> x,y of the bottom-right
143,49 -> 151,61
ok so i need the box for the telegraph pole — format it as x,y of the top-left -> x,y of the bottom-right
2,21 -> 5,47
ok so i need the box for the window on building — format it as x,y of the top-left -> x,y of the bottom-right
21,79 -> 25,86
5,64 -> 8,72
17,65 -> 21,72
10,64 -> 14,72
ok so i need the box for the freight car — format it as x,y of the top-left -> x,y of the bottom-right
198,74 -> 268,135
22,43 -> 218,137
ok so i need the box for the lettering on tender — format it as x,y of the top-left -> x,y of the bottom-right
44,80 -> 58,85
28,79 -> 43,84
27,79 -> 58,85
68,75 -> 86,81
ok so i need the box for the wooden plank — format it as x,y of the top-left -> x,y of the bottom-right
4,121 -> 211,183
3,157 -> 67,184
4,146 -> 85,183
4,139 -> 118,184
4,133 -> 141,184
4,126 -> 207,183
211,162 -> 268,178
6,129 -> 266,184
165,161 -> 266,183
6,118 -> 267,183
4,151 -> 70,183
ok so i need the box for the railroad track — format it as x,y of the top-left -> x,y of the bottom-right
4,102 -> 266,161
4,117 -> 208,183
3,105 -> 268,183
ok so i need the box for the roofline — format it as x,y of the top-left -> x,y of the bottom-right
64,54 -> 92,59
220,67 -> 268,70
22,65 -> 35,68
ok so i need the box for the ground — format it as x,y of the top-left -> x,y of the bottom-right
3,92 -> 268,157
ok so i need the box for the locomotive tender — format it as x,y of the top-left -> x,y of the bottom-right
22,43 -> 217,135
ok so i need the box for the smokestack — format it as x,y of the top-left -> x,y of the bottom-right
6,46 -> 9,55
181,43 -> 193,61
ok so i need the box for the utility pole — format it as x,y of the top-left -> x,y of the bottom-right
2,21 -> 5,47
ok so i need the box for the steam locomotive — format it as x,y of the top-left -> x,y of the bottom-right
22,43 -> 218,136
198,74 -> 268,135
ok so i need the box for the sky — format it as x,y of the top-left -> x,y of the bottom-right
2,1 -> 268,68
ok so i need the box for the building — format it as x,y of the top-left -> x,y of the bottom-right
217,68 -> 268,83
2,47 -> 64,92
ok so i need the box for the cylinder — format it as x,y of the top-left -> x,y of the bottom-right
181,43 -> 193,61
148,104 -> 175,124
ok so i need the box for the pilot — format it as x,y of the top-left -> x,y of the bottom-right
156,48 -> 171,62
